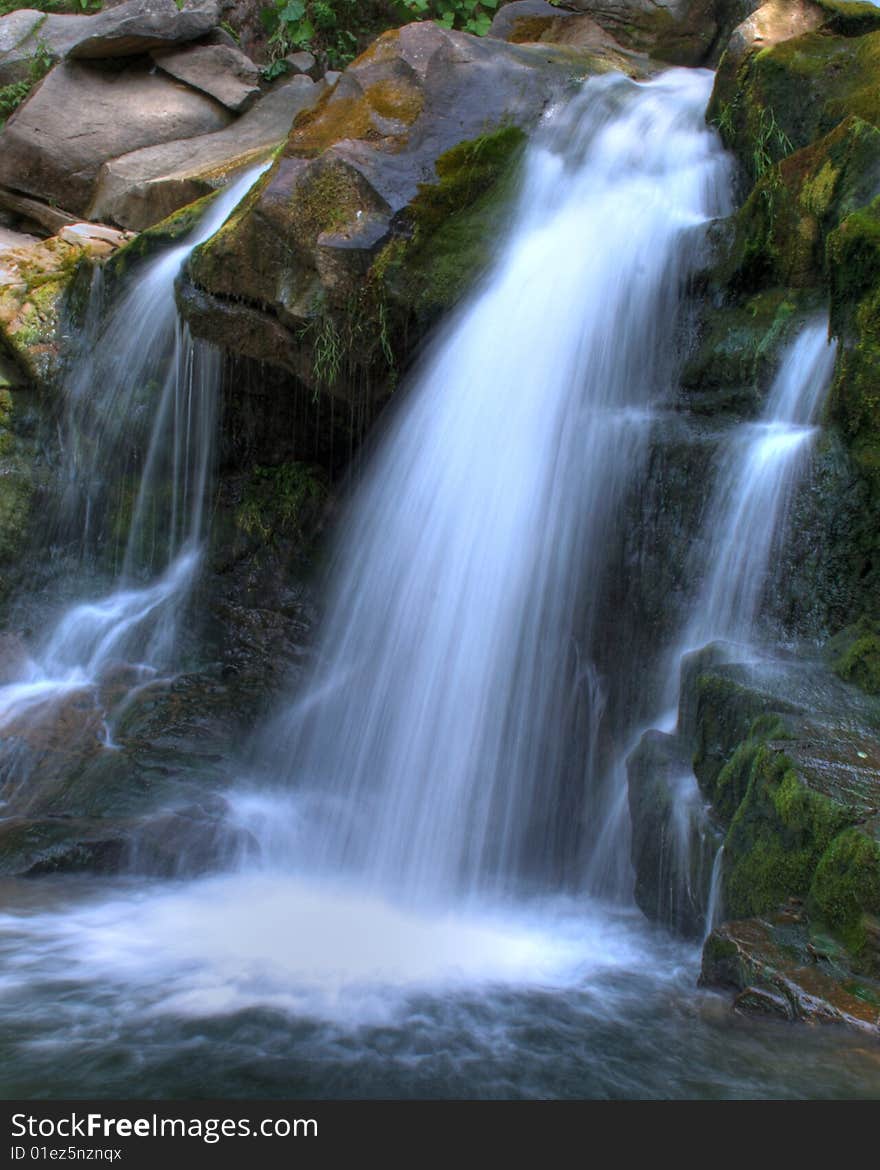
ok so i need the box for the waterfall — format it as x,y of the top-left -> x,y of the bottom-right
252,69 -> 731,901
0,165 -> 269,739
681,319 -> 837,654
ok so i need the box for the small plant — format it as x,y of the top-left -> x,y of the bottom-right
0,38 -> 53,127
237,462 -> 327,544
752,106 -> 793,181
392,0 -> 499,36
261,0 -> 362,70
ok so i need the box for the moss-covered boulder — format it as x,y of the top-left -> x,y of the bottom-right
181,19 -> 644,400
673,648 -> 880,977
709,8 -> 880,182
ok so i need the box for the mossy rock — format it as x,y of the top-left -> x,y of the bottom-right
679,287 -> 805,411
722,740 -> 854,917
373,126 -> 527,329
720,116 -> 880,294
810,821 -> 880,970
830,617 -> 880,693
711,26 -> 880,183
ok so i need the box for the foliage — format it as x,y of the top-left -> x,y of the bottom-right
0,39 -> 53,128
261,0 -> 369,70
0,0 -> 99,12
391,0 -> 499,37
259,0 -> 498,74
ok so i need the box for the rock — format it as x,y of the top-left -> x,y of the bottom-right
182,21 -> 639,392
655,643 -> 880,980
489,0 -> 644,61
0,632 -> 31,684
0,59 -> 232,217
627,727 -> 721,936
151,41 -> 261,113
542,0 -> 763,65
285,48 -> 317,77
0,220 -> 130,384
0,0 -> 220,88
89,76 -> 325,231
489,0 -> 568,39
701,913 -> 880,1034
0,188 -> 82,235
0,8 -> 46,86
719,0 -> 825,75
0,227 -> 39,253
57,221 -> 135,258
324,69 -> 341,86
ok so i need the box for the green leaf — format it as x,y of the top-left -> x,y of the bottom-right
278,0 -> 306,22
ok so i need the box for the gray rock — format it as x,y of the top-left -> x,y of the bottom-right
323,69 -> 341,86
285,48 -> 317,77
0,59 -> 231,216
0,8 -> 45,85
67,0 -> 220,59
89,75 -> 325,230
0,0 -> 220,88
152,41 -> 261,113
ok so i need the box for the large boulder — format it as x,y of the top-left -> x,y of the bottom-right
0,59 -> 232,216
89,76 -> 325,231
504,0 -> 765,65
0,0 -> 220,86
181,20 -> 641,394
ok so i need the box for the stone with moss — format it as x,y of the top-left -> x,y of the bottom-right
701,909 -> 880,1033
181,20 -> 644,400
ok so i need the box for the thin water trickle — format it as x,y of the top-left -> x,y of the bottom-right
0,164 -> 270,746
681,319 -> 837,657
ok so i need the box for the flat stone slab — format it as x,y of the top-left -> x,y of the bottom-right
152,42 -> 261,113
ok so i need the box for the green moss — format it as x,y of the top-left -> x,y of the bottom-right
374,126 -> 526,324
711,29 -> 880,186
810,825 -> 880,966
236,461 -> 327,545
827,196 -> 880,488
723,743 -> 853,918
830,618 -> 880,692
814,0 -> 880,37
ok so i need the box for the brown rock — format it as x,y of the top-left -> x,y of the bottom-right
89,76 -> 325,230
0,60 -> 231,216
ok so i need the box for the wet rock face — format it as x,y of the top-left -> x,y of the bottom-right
627,729 -> 721,937
702,910 -> 880,1034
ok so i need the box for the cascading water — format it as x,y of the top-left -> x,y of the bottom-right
0,165 -> 269,757
253,68 -> 732,901
680,319 -> 837,656
1,71 -> 878,1103
640,320 -> 838,936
